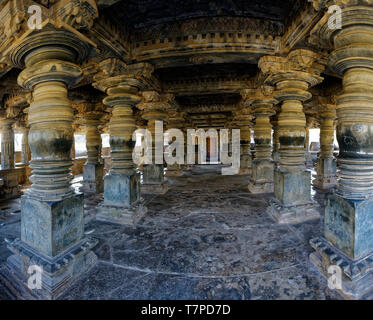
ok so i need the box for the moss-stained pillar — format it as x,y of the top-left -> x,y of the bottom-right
0,119 -> 15,169
309,3 -> 373,298
137,91 -> 169,194
248,86 -> 277,193
82,111 -> 104,193
0,27 -> 98,299
313,102 -> 336,190
93,61 -> 151,225
259,49 -> 323,224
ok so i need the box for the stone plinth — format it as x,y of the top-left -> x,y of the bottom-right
83,163 -> 104,193
248,159 -> 274,193
268,168 -> 320,224
0,168 -> 20,199
97,171 -> 146,225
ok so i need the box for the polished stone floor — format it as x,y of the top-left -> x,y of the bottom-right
0,165 -> 343,300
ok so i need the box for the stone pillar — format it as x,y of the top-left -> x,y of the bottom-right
237,91 -> 254,175
313,103 -> 336,190
17,125 -> 32,185
272,118 -> 280,162
259,49 -> 323,224
165,106 -> 185,177
20,127 -> 30,165
137,91 -> 169,194
0,119 -> 15,169
93,61 -> 149,225
305,117 -> 316,168
248,86 -> 277,193
309,4 -> 373,299
0,30 -> 98,299
82,112 -> 104,194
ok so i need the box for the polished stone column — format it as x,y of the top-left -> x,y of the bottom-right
0,31 -> 98,299
309,4 -> 373,299
313,104 -> 336,190
0,119 -> 15,169
259,49 -> 323,224
138,91 -> 169,194
82,112 -> 104,194
248,86 -> 277,193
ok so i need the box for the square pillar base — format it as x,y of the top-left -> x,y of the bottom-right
313,158 -> 337,190
248,159 -> 274,194
97,171 -> 147,225
269,168 -> 320,224
96,198 -> 147,225
310,237 -> 373,299
0,193 -> 97,299
268,198 -> 320,224
141,183 -> 169,195
324,193 -> 373,260
0,168 -> 20,200
0,237 -> 98,300
82,163 -> 104,194
238,168 -> 252,175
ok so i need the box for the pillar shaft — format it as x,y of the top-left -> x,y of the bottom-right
313,104 -> 336,190
0,120 -> 15,169
82,112 -> 104,194
138,91 -> 169,194
248,86 -> 276,193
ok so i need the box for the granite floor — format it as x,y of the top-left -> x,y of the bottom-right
0,165 -> 343,300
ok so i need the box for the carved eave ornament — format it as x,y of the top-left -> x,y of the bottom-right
0,0 -> 98,72
93,58 -> 156,94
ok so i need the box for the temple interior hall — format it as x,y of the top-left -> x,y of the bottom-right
0,0 -> 372,300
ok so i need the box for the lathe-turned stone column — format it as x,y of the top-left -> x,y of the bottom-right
237,91 -> 254,175
93,64 -> 148,225
259,49 -> 323,224
15,124 -> 32,185
82,112 -> 104,194
248,86 -> 277,193
272,118 -> 280,162
313,103 -> 336,190
165,106 -> 185,177
0,119 -> 15,169
0,31 -> 98,299
309,3 -> 373,299
19,127 -> 30,166
137,91 -> 169,194
305,116 -> 316,168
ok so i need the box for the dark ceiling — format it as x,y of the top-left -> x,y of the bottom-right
104,0 -> 304,30
155,63 -> 257,82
